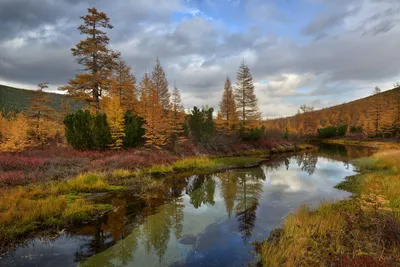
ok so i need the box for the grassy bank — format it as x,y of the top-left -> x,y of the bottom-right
0,173 -> 120,247
110,144 -> 313,180
259,150 -> 400,266
321,138 -> 400,150
0,143 -> 313,248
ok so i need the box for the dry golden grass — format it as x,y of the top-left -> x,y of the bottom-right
260,149 -> 400,266
0,172 -> 115,245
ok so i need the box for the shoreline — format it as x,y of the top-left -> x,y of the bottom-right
0,143 -> 314,252
258,141 -> 400,266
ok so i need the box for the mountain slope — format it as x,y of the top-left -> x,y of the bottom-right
264,87 -> 400,137
0,84 -> 84,113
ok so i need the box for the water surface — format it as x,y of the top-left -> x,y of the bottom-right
0,144 -> 374,267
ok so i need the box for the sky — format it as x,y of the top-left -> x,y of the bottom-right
1,0 -> 400,118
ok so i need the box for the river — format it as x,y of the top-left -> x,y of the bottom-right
0,144 -> 374,267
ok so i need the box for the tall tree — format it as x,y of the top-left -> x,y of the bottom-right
28,83 -> 55,145
370,87 -> 384,136
60,7 -> 120,113
111,59 -> 138,112
234,60 -> 261,126
218,77 -> 238,131
151,58 -> 170,111
169,85 -> 185,150
103,94 -> 125,149
139,73 -> 169,149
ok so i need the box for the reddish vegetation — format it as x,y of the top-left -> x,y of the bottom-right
330,255 -> 395,267
0,138 -> 294,187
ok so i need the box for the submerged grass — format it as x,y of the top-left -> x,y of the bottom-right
0,173 -> 117,246
260,149 -> 400,266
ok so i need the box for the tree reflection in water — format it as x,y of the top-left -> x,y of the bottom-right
186,174 -> 216,209
76,143 -> 373,266
234,169 -> 264,243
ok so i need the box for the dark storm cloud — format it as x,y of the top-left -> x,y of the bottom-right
2,0 -> 400,117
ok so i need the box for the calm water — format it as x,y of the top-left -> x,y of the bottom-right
0,144 -> 374,267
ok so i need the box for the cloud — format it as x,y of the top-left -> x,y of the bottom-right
1,0 -> 400,118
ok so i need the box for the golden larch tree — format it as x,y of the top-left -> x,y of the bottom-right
138,72 -> 153,119
59,7 -> 120,113
0,113 -> 30,152
28,83 -> 56,145
169,85 -> 186,150
103,95 -> 125,149
234,60 -> 261,127
139,73 -> 169,149
111,59 -> 138,112
151,58 -> 170,111
218,77 -> 238,132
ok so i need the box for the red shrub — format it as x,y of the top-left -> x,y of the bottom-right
0,171 -> 41,186
0,155 -> 48,171
90,150 -> 177,171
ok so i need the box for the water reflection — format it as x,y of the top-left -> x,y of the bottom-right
1,144 -> 376,267
187,175 -> 216,208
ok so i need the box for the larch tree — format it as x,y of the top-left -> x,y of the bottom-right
139,73 -> 169,149
0,113 -> 30,152
103,94 -> 125,149
169,85 -> 185,150
234,60 -> 261,127
138,72 -> 153,119
60,7 -> 120,113
28,82 -> 55,145
151,58 -> 171,111
369,87 -> 384,136
218,77 -> 238,131
111,59 -> 138,112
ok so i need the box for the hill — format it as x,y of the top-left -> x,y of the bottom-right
0,84 -> 84,114
264,86 -> 400,137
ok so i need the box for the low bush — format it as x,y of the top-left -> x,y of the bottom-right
64,110 -> 112,150
317,124 -> 347,138
240,126 -> 265,141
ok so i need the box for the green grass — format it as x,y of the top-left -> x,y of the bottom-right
110,156 -> 266,180
260,150 -> 400,266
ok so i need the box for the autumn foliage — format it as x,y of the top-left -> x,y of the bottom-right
265,86 -> 400,138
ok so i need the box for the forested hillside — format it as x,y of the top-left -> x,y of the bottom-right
264,86 -> 400,137
0,84 -> 83,114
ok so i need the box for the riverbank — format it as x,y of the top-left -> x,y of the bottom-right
320,138 -> 400,150
0,142 -> 313,250
259,149 -> 400,266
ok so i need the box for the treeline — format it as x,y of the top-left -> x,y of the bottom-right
0,8 -> 263,152
264,86 -> 400,138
